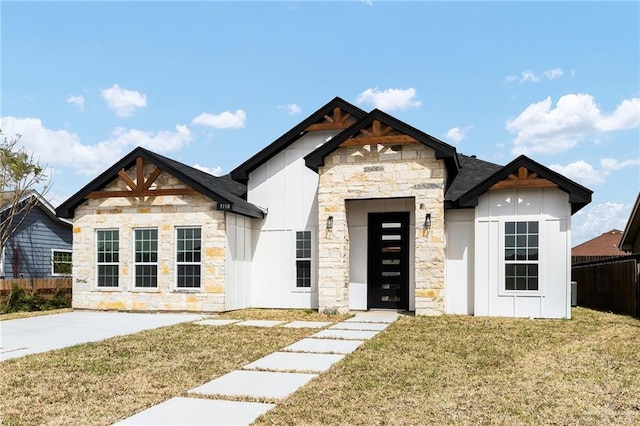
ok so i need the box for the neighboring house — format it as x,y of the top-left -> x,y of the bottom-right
620,192 -> 640,254
57,97 -> 592,318
1,190 -> 73,279
572,229 -> 629,263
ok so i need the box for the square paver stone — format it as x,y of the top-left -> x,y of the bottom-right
244,351 -> 344,373
194,319 -> 240,326
330,322 -> 389,331
312,329 -> 380,340
113,397 -> 274,425
189,370 -> 317,400
234,320 -> 285,327
283,338 -> 364,354
282,321 -> 332,328
345,312 -> 400,323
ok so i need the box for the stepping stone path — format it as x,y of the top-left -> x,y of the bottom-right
114,311 -> 400,425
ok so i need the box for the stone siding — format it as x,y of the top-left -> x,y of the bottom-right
317,143 -> 446,315
72,163 -> 226,312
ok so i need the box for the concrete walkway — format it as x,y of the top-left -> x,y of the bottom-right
0,311 -> 204,361
115,311 -> 400,426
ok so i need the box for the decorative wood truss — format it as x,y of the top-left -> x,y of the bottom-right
339,119 -> 418,147
86,157 -> 199,199
489,167 -> 558,190
305,107 -> 358,132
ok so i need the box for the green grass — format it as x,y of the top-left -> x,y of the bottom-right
1,308 -> 638,425
256,308 -> 640,425
0,308 -> 73,321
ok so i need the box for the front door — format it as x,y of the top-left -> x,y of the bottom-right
367,212 -> 410,310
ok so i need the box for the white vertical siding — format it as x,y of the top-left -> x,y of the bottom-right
225,214 -> 253,310
444,209 -> 475,315
474,188 -> 571,319
247,131 -> 337,309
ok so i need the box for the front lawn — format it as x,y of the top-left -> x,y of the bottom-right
1,308 -> 638,425
257,308 -> 640,425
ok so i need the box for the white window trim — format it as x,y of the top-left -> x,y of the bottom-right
96,229 -> 120,289
293,229 -> 314,292
498,217 -> 545,297
51,248 -> 72,277
133,228 -> 159,289
174,226 -> 202,291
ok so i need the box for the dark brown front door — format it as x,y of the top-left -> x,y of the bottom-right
367,212 -> 410,310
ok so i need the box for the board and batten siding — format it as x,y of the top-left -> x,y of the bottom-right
247,130 -> 339,309
474,187 -> 572,319
444,209 -> 475,315
4,204 -> 72,279
225,213 -> 253,310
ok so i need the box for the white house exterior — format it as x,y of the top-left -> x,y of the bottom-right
57,97 -> 592,318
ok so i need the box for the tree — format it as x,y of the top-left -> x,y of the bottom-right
0,129 -> 48,254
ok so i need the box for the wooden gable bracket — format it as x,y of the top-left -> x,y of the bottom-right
489,166 -> 558,190
340,119 -> 418,147
86,157 -> 200,199
305,107 -> 357,132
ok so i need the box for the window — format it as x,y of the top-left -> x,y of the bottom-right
52,250 -> 72,276
504,221 -> 539,291
97,230 -> 119,287
134,229 -> 158,288
296,231 -> 312,288
176,227 -> 201,288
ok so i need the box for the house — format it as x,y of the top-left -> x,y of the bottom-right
571,229 -> 629,263
56,97 -> 592,318
620,192 -> 640,254
1,190 -> 73,279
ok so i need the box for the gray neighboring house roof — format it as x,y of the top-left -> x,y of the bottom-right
56,146 -> 265,219
1,190 -> 72,227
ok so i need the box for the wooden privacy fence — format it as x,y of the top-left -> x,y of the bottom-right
572,255 -> 640,318
0,277 -> 72,298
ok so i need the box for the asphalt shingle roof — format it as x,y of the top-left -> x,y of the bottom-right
444,154 -> 503,205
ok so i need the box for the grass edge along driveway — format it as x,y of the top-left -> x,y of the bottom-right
2,308 -> 639,425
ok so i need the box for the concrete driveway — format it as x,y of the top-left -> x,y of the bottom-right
0,311 -> 205,361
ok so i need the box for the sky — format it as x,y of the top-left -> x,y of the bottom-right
1,1 -> 639,246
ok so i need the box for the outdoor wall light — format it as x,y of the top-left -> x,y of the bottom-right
424,213 -> 432,229
326,216 -> 334,230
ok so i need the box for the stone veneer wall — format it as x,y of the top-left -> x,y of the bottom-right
72,163 -> 227,312
317,143 -> 446,315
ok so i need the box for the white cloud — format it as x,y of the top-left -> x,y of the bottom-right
520,71 -> 540,83
361,0 -> 373,5
543,68 -> 564,80
356,87 -> 421,111
191,110 -> 246,129
549,156 -> 639,187
193,164 -> 222,176
444,125 -> 473,144
66,95 -> 85,112
595,98 -> 640,131
549,160 -> 606,186
1,116 -> 192,176
107,125 -> 192,154
507,94 -> 640,155
600,157 -> 640,171
505,68 -> 564,84
572,202 -> 631,246
278,104 -> 302,115
101,84 -> 147,117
